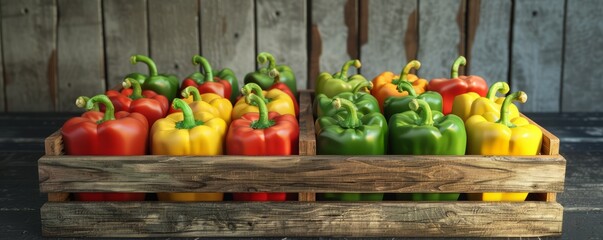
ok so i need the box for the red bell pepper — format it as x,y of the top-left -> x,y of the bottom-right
427,56 -> 488,114
105,78 -> 169,126
61,94 -> 148,201
268,69 -> 299,116
180,55 -> 232,100
226,93 -> 299,201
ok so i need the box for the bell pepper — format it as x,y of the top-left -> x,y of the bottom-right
169,86 -> 233,125
371,60 -> 428,112
232,83 -> 296,119
452,82 -> 519,122
388,99 -> 466,201
104,78 -> 169,127
427,56 -> 488,115
179,55 -> 236,102
61,95 -> 148,201
314,80 -> 379,118
151,98 -> 227,201
315,98 -> 387,201
130,55 -> 180,102
465,91 -> 542,202
268,69 -> 299,116
315,59 -> 370,98
244,52 -> 297,96
383,80 -> 443,121
226,93 -> 299,201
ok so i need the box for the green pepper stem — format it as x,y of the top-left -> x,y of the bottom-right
399,60 -> 421,83
242,83 -> 268,104
258,52 -> 276,70
338,60 -> 362,80
75,96 -> 98,111
269,69 -> 281,83
497,91 -> 527,128
130,55 -> 158,77
486,82 -> 510,101
86,95 -> 116,123
182,86 -> 202,102
409,99 -> 434,126
450,56 -> 467,78
123,78 -> 143,100
333,98 -> 361,128
246,93 -> 275,129
172,98 -> 201,129
192,55 -> 214,82
351,81 -> 373,94
396,81 -> 417,96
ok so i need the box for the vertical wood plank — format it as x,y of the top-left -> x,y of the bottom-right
256,0 -> 307,90
200,0 -> 254,87
0,3 -> 4,112
562,0 -> 603,112
359,0 -> 417,81
418,0 -> 466,80
466,0 -> 511,87
1,0 -> 57,112
57,0 -> 104,111
148,0 -> 199,81
511,0 -> 564,112
103,0 -> 149,89
310,0 -> 358,88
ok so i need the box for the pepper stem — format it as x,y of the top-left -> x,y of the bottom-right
396,81 -> 417,96
351,81 -> 373,94
246,93 -> 275,129
241,83 -> 268,104
130,55 -> 158,76
75,96 -> 98,111
192,55 -> 214,82
182,86 -> 202,102
257,52 -> 277,70
123,78 -> 143,100
86,95 -> 116,123
409,99 -> 434,126
398,60 -> 421,84
269,69 -> 281,84
333,98 -> 361,128
337,59 -> 362,80
450,56 -> 467,78
172,98 -> 203,129
497,91 -> 527,128
486,82 -> 510,101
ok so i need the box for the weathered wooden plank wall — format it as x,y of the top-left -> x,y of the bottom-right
0,0 -> 600,112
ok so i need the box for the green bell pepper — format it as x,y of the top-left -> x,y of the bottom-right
383,80 -> 443,121
316,98 -> 387,201
389,99 -> 466,201
244,52 -> 297,96
130,55 -> 180,102
315,59 -> 370,98
314,80 -> 379,118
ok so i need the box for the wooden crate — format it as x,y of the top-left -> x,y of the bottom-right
38,91 -> 565,238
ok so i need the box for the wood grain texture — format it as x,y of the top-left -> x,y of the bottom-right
1,0 -> 57,111
359,0 -> 417,81
200,0 -> 255,86
511,0 -> 564,112
38,154 -> 565,193
103,0 -> 149,88
256,0 -> 307,90
466,0 -> 511,86
43,130 -> 62,156
40,201 -> 563,237
56,0 -> 104,111
562,0 -> 603,112
298,90 -> 316,201
148,0 -> 199,80
310,0 -> 358,87
418,0 -> 465,80
0,11 -> 4,112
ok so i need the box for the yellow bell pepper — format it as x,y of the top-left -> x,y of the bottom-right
180,86 -> 232,125
151,98 -> 227,201
232,83 -> 296,119
452,82 -> 519,122
465,91 -> 542,202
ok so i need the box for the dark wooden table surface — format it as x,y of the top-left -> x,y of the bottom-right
0,112 -> 601,239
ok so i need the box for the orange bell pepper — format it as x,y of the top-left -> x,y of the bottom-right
371,60 -> 428,112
